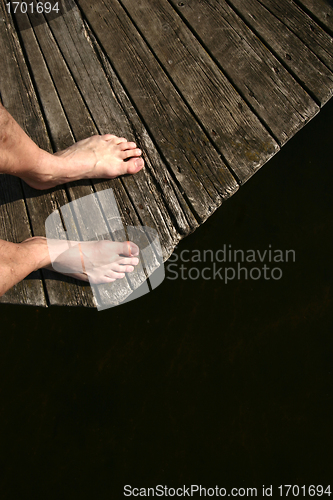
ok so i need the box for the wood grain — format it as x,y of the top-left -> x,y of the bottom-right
168,0 -> 319,141
45,6 -> 200,249
0,6 -> 46,306
76,0 -> 242,194
295,0 -> 333,36
1,0 -> 332,306
227,0 -> 333,106
17,6 -> 188,306
1,5 -> 95,306
256,0 -> 333,72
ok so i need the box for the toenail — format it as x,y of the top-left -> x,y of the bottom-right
128,242 -> 139,256
135,158 -> 144,167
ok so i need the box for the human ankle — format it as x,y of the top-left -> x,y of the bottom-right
20,237 -> 51,270
19,148 -> 63,189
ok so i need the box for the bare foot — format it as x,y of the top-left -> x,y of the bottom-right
22,134 -> 145,189
23,236 -> 140,284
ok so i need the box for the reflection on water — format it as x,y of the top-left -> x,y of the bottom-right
0,100 -> 332,498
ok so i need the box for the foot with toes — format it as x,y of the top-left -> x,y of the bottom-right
22,134 -> 145,190
25,237 -> 140,285
0,101 -> 145,296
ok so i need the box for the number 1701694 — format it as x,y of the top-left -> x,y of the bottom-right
6,2 -> 59,14
278,485 -> 331,496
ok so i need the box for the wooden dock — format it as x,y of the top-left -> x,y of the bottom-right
1,0 -> 333,307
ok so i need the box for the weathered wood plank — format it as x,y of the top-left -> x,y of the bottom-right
50,189 -> 158,310
21,9 -> 180,306
0,175 -> 47,306
82,0 -> 278,183
20,14 -> 96,144
76,189 -> 163,310
44,6 -> 199,252
255,0 -> 333,72
1,3 -> 95,307
227,0 -> 333,106
168,0 -> 319,141
2,0 -> 331,307
76,0 -> 241,201
295,0 -> 333,36
84,20 -> 200,241
118,0 -> 283,152
17,9 -> 168,306
16,12 -> 132,307
0,8 -> 47,306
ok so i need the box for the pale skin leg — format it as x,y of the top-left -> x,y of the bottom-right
0,103 -> 144,189
0,239 -> 49,297
0,103 -> 144,296
0,237 -> 140,296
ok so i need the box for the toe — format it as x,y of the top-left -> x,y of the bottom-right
111,241 -> 139,257
115,272 -> 126,279
118,257 -> 139,266
119,141 -> 137,151
102,134 -> 117,141
125,157 -> 145,174
112,263 -> 135,273
115,137 -> 128,144
121,148 -> 142,160
121,241 -> 140,257
102,269 -> 125,280
105,271 -> 126,280
124,265 -> 135,273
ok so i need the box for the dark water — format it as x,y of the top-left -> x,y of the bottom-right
1,100 -> 332,499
